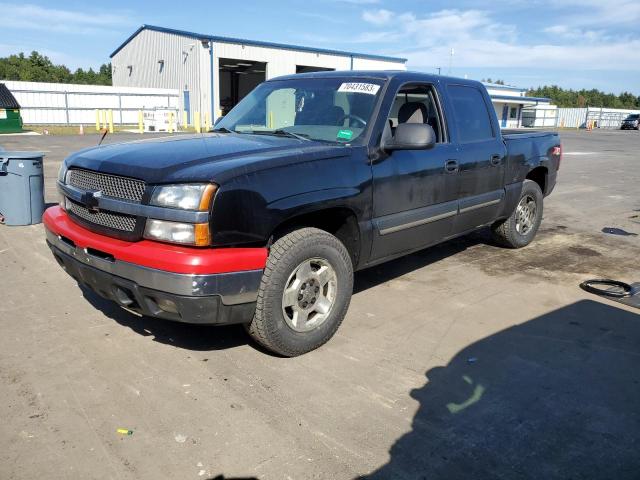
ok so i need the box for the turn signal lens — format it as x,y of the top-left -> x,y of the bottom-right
194,223 -> 211,246
144,219 -> 211,246
199,184 -> 217,211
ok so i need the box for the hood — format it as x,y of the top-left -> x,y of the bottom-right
64,133 -> 349,184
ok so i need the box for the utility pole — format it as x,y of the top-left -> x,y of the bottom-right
436,67 -> 441,75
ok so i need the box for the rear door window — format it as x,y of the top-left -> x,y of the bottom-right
447,85 -> 494,143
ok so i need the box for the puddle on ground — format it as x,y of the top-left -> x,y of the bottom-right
451,224 -> 640,282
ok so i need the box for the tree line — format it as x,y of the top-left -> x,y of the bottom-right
526,85 -> 640,109
485,78 -> 639,109
0,51 -> 111,85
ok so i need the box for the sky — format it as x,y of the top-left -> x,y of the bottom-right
1,0 -> 639,94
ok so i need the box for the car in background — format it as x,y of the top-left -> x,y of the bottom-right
621,114 -> 640,130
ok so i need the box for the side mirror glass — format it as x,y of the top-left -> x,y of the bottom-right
385,123 -> 436,151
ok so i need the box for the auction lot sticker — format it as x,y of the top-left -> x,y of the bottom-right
338,83 -> 380,95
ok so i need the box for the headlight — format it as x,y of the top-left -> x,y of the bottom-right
150,183 -> 217,211
144,219 -> 211,246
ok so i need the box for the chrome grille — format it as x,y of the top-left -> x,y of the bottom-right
68,168 -> 145,202
66,198 -> 137,232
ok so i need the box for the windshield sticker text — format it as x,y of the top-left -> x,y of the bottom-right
338,83 -> 380,95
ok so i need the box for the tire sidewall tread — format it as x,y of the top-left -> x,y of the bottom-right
248,227 -> 354,357
492,179 -> 544,249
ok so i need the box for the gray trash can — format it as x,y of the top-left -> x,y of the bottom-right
0,150 -> 45,226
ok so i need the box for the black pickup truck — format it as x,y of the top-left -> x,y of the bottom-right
45,71 -> 561,356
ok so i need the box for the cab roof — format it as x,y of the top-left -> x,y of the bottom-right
269,70 -> 484,88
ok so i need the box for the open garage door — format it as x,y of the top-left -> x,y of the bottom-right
219,58 -> 266,116
296,65 -> 335,74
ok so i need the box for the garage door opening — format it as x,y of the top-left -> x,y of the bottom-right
219,58 -> 266,115
296,65 -> 335,74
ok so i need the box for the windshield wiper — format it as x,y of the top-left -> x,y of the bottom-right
245,129 -> 311,141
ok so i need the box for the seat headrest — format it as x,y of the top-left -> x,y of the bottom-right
398,102 -> 428,124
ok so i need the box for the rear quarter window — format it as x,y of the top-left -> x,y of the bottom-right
447,85 -> 494,143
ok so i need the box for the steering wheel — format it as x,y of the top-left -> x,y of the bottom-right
338,114 -> 367,127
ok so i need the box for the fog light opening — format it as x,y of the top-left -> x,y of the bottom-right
156,298 -> 179,314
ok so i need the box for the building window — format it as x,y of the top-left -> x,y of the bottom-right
510,107 -> 518,119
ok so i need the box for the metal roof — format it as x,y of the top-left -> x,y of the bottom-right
110,25 -> 408,63
482,82 -> 525,92
271,69 -> 483,87
0,83 -> 20,109
490,94 -> 551,103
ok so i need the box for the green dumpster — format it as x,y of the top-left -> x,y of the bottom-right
0,83 -> 23,134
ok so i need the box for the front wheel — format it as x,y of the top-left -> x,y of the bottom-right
491,179 -> 543,248
246,227 -> 353,357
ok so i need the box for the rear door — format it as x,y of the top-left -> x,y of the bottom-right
446,84 -> 507,234
370,82 -> 459,260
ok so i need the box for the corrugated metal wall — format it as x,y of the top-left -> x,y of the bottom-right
112,29 -> 406,120
3,80 -> 178,124
111,29 -> 207,121
556,107 -> 640,129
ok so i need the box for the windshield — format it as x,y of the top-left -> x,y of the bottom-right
215,77 -> 385,144
625,114 -> 639,120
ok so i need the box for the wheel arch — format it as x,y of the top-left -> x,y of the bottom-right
526,166 -> 548,195
269,206 -> 361,268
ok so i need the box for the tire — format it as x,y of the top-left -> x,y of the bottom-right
247,227 -> 354,357
491,179 -> 543,248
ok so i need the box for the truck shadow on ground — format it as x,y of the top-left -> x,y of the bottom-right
354,229 -> 491,293
359,299 -> 640,480
81,231 -> 492,352
81,288 -> 252,352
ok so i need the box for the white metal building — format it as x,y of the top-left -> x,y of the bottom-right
111,25 -> 407,123
2,80 -> 178,125
483,82 -> 553,128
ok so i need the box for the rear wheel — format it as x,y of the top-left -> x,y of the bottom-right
491,179 -> 543,248
247,227 -> 353,357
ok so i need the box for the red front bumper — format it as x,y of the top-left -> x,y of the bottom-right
43,206 -> 268,275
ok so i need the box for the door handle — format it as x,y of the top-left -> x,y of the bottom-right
445,159 -> 459,173
490,154 -> 502,166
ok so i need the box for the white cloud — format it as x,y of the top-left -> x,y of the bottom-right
350,7 -> 640,72
543,25 -> 608,42
548,0 -> 640,27
362,9 -> 394,26
0,3 -> 136,35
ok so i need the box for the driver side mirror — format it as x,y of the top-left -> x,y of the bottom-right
384,123 -> 436,151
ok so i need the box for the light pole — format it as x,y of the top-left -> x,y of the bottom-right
448,48 -> 454,75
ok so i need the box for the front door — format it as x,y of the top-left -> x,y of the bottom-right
370,83 -> 459,260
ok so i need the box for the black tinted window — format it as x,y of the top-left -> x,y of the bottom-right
447,85 -> 494,143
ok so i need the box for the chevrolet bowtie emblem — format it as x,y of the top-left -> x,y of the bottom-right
81,191 -> 102,213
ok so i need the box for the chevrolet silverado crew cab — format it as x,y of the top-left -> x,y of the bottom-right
45,71 -> 561,356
